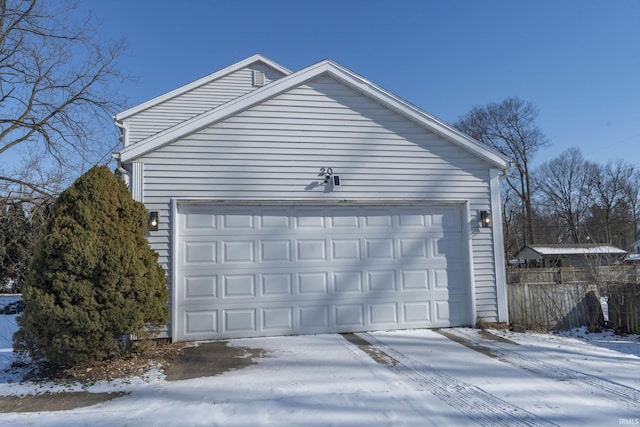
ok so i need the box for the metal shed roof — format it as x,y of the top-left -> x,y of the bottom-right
521,244 -> 627,256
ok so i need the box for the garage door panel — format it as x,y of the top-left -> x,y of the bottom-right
261,240 -> 291,262
434,235 -> 464,257
431,206 -> 462,229
298,272 -> 328,294
403,302 -> 431,323
369,303 -> 398,325
223,274 -> 255,298
433,269 -> 449,289
181,297 -> 463,339
397,211 -> 427,227
261,274 -> 293,296
399,238 -> 428,258
368,270 -> 396,292
434,300 -> 451,323
184,275 -> 217,299
329,214 -> 360,228
223,240 -> 255,263
401,270 -> 429,290
331,239 -> 361,260
222,213 -> 254,230
366,238 -> 395,259
259,213 -> 291,229
363,214 -> 393,228
333,271 -> 364,293
182,206 -> 218,232
184,241 -> 216,264
296,213 -> 325,229
299,305 -> 330,329
176,204 -> 469,341
224,308 -> 256,333
296,240 -> 327,261
263,307 -> 294,330
185,310 -> 218,336
335,304 -> 365,328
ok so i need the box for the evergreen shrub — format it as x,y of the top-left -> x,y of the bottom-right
14,166 -> 168,368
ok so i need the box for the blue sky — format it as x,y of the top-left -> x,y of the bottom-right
80,0 -> 640,168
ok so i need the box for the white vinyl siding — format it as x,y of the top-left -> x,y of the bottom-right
138,75 -> 499,323
125,64 -> 286,145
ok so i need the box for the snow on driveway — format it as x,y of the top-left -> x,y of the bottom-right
1,304 -> 639,426
370,329 -> 640,426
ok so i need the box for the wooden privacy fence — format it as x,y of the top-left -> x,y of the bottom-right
507,266 -> 640,333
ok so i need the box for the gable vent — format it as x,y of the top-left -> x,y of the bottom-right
252,70 -> 266,87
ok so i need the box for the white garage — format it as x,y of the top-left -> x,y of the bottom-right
114,55 -> 513,341
174,203 -> 470,341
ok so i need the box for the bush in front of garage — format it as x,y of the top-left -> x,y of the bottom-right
13,166 -> 169,369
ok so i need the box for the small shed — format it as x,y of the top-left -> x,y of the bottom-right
516,244 -> 627,268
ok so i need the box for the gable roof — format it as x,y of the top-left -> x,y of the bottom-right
518,244 -> 627,257
115,54 -> 292,121
118,57 -> 513,168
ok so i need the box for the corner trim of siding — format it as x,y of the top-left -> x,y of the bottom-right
170,198 -> 179,342
463,201 -> 477,325
491,168 -> 509,322
131,162 -> 144,202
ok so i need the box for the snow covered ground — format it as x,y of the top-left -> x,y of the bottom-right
1,294 -> 639,426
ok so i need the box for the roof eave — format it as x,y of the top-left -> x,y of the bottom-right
120,60 -> 334,162
323,62 -> 513,170
120,59 -> 513,168
115,54 -> 291,121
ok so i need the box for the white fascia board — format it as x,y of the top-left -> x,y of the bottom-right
115,54 -> 292,121
121,58 -> 513,169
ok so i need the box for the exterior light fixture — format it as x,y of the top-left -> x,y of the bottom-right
148,211 -> 159,231
480,210 -> 492,228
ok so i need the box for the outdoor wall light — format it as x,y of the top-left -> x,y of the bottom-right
148,211 -> 159,231
480,210 -> 492,228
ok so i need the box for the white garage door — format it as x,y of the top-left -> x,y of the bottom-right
174,203 -> 469,341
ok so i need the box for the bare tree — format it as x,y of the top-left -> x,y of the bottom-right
0,0 -> 125,204
455,97 -> 550,245
586,160 -> 636,247
533,148 -> 597,243
624,169 -> 640,243
502,183 -> 523,258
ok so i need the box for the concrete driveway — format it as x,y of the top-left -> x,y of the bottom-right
2,328 -> 639,426
158,327 -> 639,426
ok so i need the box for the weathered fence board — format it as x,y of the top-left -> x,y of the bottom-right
507,265 -> 640,333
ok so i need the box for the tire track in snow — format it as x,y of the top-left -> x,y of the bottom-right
441,328 -> 640,411
344,333 -> 557,427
